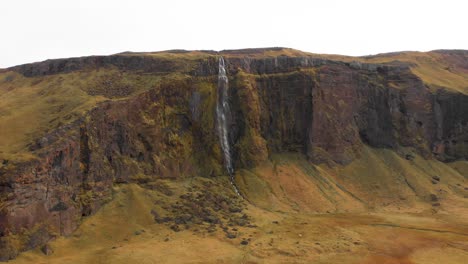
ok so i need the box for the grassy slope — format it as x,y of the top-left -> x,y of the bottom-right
361,51 -> 468,94
0,71 -> 106,162
236,146 -> 468,216
10,147 -> 468,264
12,180 -> 248,264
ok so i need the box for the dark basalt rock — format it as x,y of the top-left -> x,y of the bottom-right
40,244 -> 53,256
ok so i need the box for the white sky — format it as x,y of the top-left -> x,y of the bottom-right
1,0 -> 467,68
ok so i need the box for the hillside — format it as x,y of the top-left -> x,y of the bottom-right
0,48 -> 467,263
9,148 -> 468,263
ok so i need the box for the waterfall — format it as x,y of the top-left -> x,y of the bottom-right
216,56 -> 241,197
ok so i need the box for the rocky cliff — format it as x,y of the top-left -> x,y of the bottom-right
0,48 -> 467,260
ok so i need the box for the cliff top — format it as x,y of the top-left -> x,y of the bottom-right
4,47 -> 468,93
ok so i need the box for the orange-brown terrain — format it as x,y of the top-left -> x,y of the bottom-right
0,48 -> 467,263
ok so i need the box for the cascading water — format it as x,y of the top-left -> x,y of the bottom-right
216,56 -> 241,197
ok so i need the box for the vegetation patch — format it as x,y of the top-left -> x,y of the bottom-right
148,178 -> 253,238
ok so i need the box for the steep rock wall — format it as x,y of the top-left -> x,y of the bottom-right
229,57 -> 465,165
1,52 -> 467,260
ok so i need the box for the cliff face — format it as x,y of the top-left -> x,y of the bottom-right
0,48 -> 467,260
226,54 -> 468,165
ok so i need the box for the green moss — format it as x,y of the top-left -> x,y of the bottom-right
233,71 -> 268,168
190,79 -> 224,177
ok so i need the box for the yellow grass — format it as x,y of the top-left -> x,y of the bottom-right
361,51 -> 468,94
0,71 -> 106,162
9,147 -> 468,263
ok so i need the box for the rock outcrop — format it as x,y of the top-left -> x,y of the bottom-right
0,48 -> 467,260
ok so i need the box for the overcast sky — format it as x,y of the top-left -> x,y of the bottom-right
1,0 -> 467,68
